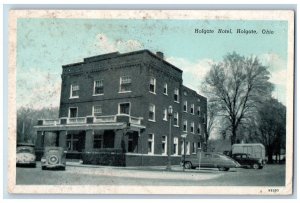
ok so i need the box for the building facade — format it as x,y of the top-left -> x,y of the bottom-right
35,50 -> 207,166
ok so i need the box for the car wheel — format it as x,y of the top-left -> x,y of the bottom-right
184,161 -> 192,169
253,163 -> 259,169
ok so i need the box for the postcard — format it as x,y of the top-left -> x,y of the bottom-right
8,10 -> 294,195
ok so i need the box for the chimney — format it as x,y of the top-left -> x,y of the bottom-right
156,51 -> 164,59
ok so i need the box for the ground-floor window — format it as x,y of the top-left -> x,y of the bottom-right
173,137 -> 178,155
93,134 -> 103,148
128,132 -> 138,153
192,142 -> 197,154
186,142 -> 190,155
66,134 -> 79,151
180,140 -> 184,155
161,135 -> 167,155
148,134 -> 154,154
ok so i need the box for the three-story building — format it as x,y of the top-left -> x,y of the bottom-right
35,50 -> 207,166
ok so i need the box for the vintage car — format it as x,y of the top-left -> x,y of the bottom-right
231,153 -> 265,169
16,144 -> 36,167
181,152 -> 241,171
41,147 -> 66,170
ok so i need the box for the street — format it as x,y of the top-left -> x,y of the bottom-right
16,162 -> 285,186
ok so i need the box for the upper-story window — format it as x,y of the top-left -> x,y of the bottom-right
70,83 -> 79,98
120,76 -> 132,92
174,88 -> 179,102
163,83 -> 168,95
191,104 -> 194,114
69,107 -> 78,118
93,105 -> 102,116
183,101 -> 187,112
197,106 -> 201,116
119,103 -> 130,115
173,112 -> 179,126
163,108 -> 168,121
183,120 -> 187,132
94,80 -> 104,95
149,77 -> 156,93
149,104 -> 156,121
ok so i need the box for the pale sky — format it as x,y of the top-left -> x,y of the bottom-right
16,18 -> 288,109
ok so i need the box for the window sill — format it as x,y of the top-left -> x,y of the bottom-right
173,125 -> 179,128
149,91 -> 156,95
163,93 -> 168,96
93,94 -> 104,96
148,119 -> 156,122
118,91 -> 132,93
174,101 -> 180,104
69,97 -> 79,99
163,119 -> 168,122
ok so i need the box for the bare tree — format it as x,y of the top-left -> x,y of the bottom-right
202,52 -> 273,145
17,107 -> 59,144
205,102 -> 219,140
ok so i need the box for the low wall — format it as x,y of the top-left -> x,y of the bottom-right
125,154 -> 182,166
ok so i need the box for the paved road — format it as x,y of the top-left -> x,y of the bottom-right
16,163 -> 285,186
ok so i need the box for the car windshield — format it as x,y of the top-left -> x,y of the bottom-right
48,150 -> 60,153
17,147 -> 34,153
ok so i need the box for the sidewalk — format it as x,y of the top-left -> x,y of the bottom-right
65,161 -> 222,181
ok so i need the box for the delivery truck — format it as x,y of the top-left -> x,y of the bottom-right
232,143 -> 266,160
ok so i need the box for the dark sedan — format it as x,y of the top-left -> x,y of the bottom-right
231,153 -> 265,169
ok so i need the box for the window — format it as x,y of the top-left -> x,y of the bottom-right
149,77 -> 156,93
163,108 -> 168,121
180,140 -> 184,155
197,124 -> 201,134
173,137 -> 178,155
183,101 -> 187,112
94,80 -> 104,95
162,135 -> 167,155
198,142 -> 201,149
120,76 -> 132,92
119,103 -> 130,115
163,83 -> 168,95
148,134 -> 154,154
93,105 -> 102,116
93,134 -> 103,148
192,142 -> 197,154
186,142 -> 190,155
70,83 -> 79,98
190,104 -> 194,114
149,104 -> 155,121
174,88 -> 179,102
190,122 -> 194,133
183,120 -> 187,132
197,106 -> 201,116
173,112 -> 179,126
66,134 -> 79,151
69,107 -> 78,118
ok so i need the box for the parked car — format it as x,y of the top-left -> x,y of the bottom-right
231,153 -> 265,169
181,152 -> 241,171
16,144 -> 36,167
41,147 -> 66,170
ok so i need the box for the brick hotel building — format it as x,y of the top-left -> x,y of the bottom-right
35,50 -> 207,166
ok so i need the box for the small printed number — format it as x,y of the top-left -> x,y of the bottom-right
268,189 -> 279,193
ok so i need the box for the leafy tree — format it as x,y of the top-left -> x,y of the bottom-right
203,52 -> 273,145
250,98 -> 286,163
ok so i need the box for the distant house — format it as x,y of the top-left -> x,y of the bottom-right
34,50 -> 207,166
